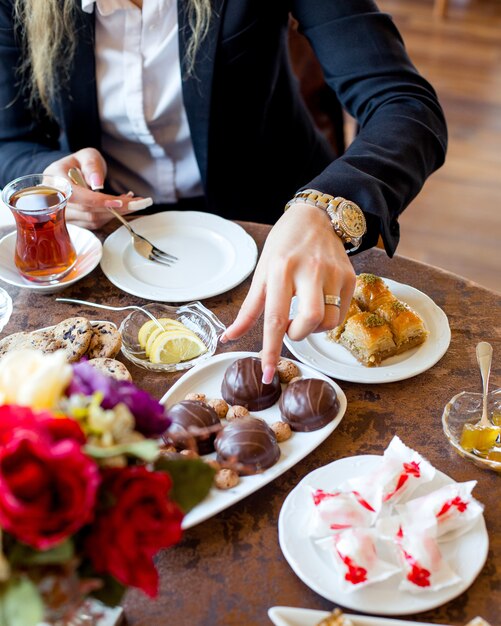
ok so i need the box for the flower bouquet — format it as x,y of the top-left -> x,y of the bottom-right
0,350 -> 214,625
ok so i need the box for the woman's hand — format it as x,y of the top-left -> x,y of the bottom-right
221,203 -> 356,382
43,148 -> 152,229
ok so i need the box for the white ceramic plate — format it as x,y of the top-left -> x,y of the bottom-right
268,606 -> 443,626
159,351 -> 347,530
0,225 -> 102,294
278,455 -> 488,616
283,279 -> 450,384
100,211 -> 258,302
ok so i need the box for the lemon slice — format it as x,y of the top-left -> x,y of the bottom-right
145,325 -> 194,357
138,317 -> 189,349
149,330 -> 207,364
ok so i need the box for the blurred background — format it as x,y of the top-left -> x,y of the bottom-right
372,0 -> 500,293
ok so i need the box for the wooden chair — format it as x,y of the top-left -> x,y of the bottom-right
434,0 -> 449,18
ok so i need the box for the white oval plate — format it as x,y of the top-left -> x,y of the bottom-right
268,606 -> 443,626
283,279 -> 451,384
0,225 -> 102,294
159,351 -> 347,530
278,455 -> 488,616
100,211 -> 258,302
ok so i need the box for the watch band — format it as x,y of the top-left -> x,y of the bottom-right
284,188 -> 366,253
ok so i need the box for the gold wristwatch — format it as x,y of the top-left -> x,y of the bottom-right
285,188 -> 367,253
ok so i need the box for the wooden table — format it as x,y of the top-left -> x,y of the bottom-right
1,222 -> 500,625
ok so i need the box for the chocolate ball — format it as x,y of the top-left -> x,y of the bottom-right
166,400 -> 221,455
279,378 -> 339,432
221,356 -> 281,411
215,416 -> 280,474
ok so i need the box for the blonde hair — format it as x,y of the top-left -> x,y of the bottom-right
14,0 -> 212,115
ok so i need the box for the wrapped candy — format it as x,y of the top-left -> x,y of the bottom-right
346,436 -> 435,507
395,481 -> 484,541
318,528 -> 400,593
390,524 -> 461,593
307,484 -> 382,537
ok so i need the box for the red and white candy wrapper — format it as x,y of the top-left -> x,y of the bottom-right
318,528 -> 400,593
307,484 -> 382,537
391,524 -> 461,593
395,480 -> 484,541
346,436 -> 435,507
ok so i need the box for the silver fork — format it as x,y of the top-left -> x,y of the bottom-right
56,298 -> 165,330
104,206 -> 178,266
67,167 -> 178,267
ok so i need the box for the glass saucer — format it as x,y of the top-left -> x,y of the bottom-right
442,388 -> 501,472
119,301 -> 226,373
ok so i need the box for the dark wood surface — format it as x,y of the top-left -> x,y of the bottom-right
2,222 -> 500,626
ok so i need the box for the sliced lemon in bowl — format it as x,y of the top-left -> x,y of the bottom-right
138,317 -> 190,350
149,330 -> 208,364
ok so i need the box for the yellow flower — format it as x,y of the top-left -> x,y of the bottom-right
0,349 -> 72,410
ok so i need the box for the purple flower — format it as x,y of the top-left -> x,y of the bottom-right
68,361 -> 170,437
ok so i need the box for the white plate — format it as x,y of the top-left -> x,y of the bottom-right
0,225 -> 102,294
283,279 -> 451,384
159,351 -> 347,530
278,455 -> 488,616
268,606 -> 443,626
100,211 -> 258,302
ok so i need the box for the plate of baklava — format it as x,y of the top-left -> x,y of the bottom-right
283,274 -> 450,384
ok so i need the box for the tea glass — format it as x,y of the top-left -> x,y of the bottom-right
1,174 -> 76,283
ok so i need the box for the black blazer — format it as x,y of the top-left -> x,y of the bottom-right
0,0 -> 447,255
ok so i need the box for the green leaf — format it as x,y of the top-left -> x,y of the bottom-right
9,539 -> 74,567
155,458 -> 215,513
85,439 -> 160,462
0,577 -> 44,626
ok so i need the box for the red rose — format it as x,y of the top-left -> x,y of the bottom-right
86,466 -> 183,597
0,406 -> 99,549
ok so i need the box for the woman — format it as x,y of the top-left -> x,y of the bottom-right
0,0 -> 447,382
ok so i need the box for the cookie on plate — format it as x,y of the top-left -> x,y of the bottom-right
88,357 -> 132,381
87,322 -> 122,359
0,330 -> 64,359
52,317 -> 93,362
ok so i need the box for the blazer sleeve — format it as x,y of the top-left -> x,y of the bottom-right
0,0 -> 70,186
292,0 -> 447,256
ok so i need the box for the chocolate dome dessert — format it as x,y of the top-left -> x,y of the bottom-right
279,378 -> 339,432
215,416 -> 280,474
221,356 -> 281,411
166,400 -> 221,455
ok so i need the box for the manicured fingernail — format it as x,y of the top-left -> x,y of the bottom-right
126,191 -> 134,197
105,199 -> 123,208
219,333 -> 228,344
90,174 -> 104,190
262,365 -> 275,385
128,197 -> 153,211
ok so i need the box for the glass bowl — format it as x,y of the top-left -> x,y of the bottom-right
442,387 -> 501,472
119,301 -> 226,372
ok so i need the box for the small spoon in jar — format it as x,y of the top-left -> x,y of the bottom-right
476,341 -> 493,427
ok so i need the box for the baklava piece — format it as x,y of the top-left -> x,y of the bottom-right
374,296 -> 428,353
353,273 -> 392,311
326,299 -> 362,342
338,311 -> 397,366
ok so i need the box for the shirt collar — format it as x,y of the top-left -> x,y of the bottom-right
81,0 -> 136,16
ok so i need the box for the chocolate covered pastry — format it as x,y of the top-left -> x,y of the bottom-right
215,416 -> 280,474
279,378 -> 339,432
166,400 -> 221,455
221,356 -> 281,410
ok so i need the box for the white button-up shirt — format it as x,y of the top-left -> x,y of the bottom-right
81,0 -> 203,202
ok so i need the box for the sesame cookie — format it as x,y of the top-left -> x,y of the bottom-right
52,317 -> 93,362
88,357 -> 132,381
87,322 -> 122,359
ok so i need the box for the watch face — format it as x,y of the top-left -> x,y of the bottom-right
339,201 -> 367,238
